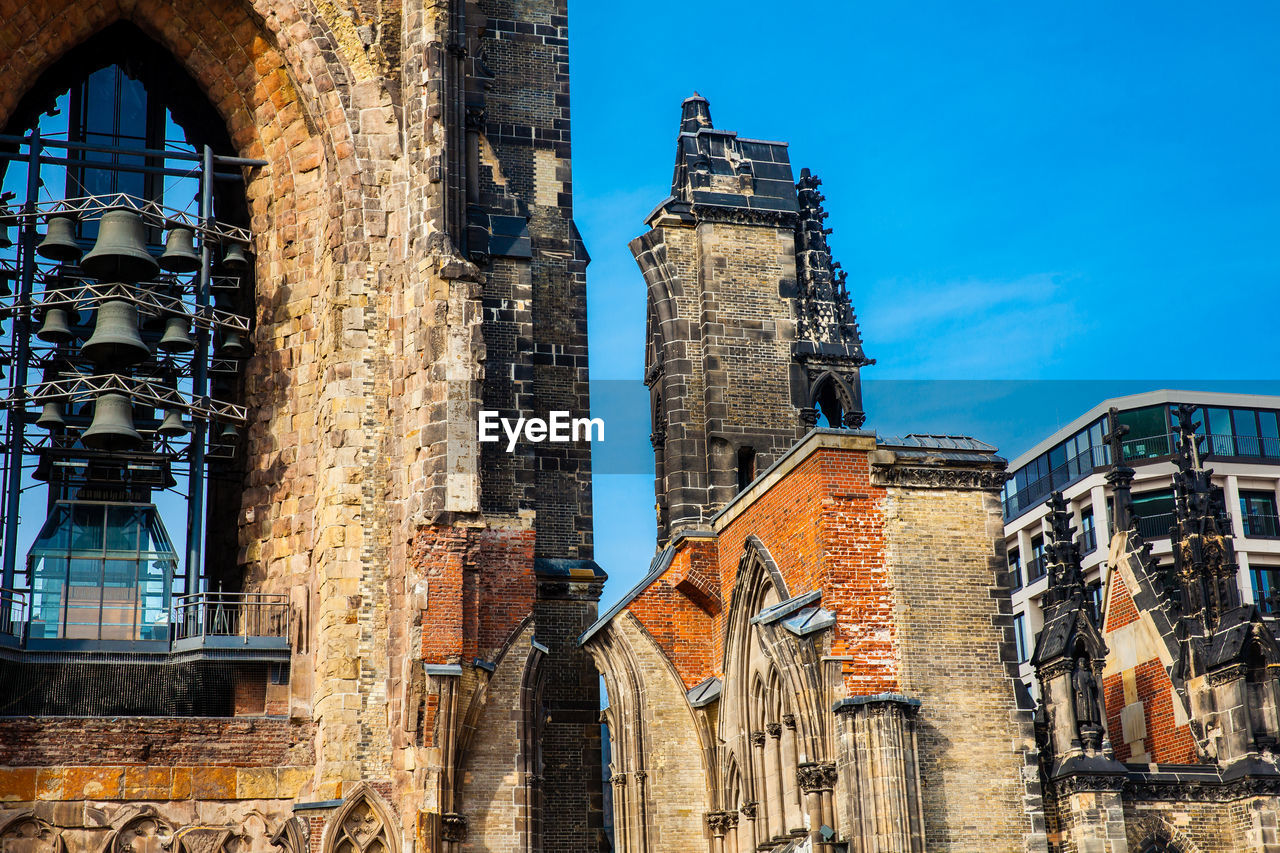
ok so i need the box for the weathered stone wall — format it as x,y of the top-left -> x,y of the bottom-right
0,0 -> 602,850
883,483 -> 1039,851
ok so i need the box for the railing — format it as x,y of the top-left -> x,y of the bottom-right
172,591 -> 289,643
0,590 -> 27,644
1026,555 -> 1048,582
1135,512 -> 1176,540
1080,526 -> 1098,553
1244,513 -> 1280,538
1005,430 -> 1280,522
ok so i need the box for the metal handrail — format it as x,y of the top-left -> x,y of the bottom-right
2,279 -> 251,333
0,589 -> 27,641
1243,513 -> 1280,538
172,591 -> 289,643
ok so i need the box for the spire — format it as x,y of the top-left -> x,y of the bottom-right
1169,403 -> 1241,627
681,93 -> 713,133
1103,407 -> 1136,532
1043,492 -> 1086,608
794,169 -> 869,359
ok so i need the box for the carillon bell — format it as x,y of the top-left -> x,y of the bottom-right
36,307 -> 75,344
158,409 -> 188,437
82,393 -> 143,451
0,219 -> 12,250
81,209 -> 159,281
82,299 -> 150,365
36,213 -> 82,262
218,422 -> 240,442
219,329 -> 247,358
158,225 -> 200,274
158,316 -> 195,353
35,400 -> 65,430
221,242 -> 250,272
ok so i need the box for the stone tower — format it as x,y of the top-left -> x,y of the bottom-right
631,95 -> 872,545
0,3 -> 603,853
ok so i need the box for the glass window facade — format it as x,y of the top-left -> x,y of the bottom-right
1241,490 -> 1280,538
1028,535 -> 1046,582
1008,547 -> 1022,591
1080,506 -> 1097,553
1251,565 -> 1280,614
1004,398 -> 1280,522
1013,613 -> 1028,663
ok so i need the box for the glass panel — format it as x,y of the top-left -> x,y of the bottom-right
1207,407 -> 1234,455
106,505 -> 143,553
1119,406 -> 1166,439
70,504 -> 104,552
1252,566 -> 1280,614
1261,412 -> 1280,458
1234,409 -> 1261,456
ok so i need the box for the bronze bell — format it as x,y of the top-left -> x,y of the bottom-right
0,220 -> 11,250
218,422 -> 240,442
36,307 -> 75,344
219,329 -> 247,358
35,400 -> 65,430
158,225 -> 200,274
36,213 -> 82,262
82,393 -> 142,451
158,316 -> 195,353
82,299 -> 150,366
81,209 -> 159,282
221,242 -> 250,272
158,409 -> 188,437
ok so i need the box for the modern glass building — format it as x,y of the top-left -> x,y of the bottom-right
1003,390 -> 1280,695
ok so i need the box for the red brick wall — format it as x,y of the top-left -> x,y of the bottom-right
1104,659 -> 1198,764
1105,574 -> 1140,632
414,524 -> 536,665
624,445 -> 894,696
0,717 -> 314,766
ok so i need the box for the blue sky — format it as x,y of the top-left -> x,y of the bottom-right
570,3 -> 1280,603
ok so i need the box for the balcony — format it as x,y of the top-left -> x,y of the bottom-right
1080,526 -> 1098,553
1026,555 -> 1048,583
172,592 -> 290,653
1244,513 -> 1280,539
0,590 -> 288,658
0,590 -> 26,648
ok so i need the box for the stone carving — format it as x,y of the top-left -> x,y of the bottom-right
738,802 -> 758,819
766,722 -> 782,739
176,829 -> 233,853
1072,656 -> 1104,750
113,815 -> 175,853
439,814 -> 467,844
750,730 -> 766,748
704,811 -> 739,835
797,762 -> 834,794
782,714 -> 796,730
326,789 -> 396,853
268,818 -> 309,853
869,465 -> 1009,491
0,814 -> 66,853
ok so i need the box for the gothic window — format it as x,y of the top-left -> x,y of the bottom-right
326,788 -> 397,853
0,814 -> 66,853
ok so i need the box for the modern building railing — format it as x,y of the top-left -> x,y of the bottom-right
1135,512 -> 1176,540
1244,513 -> 1280,539
172,591 -> 290,644
0,590 -> 27,644
1026,555 -> 1048,583
1080,527 -> 1098,553
1004,430 -> 1280,522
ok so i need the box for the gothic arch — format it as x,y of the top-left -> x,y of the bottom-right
0,812 -> 66,853
109,811 -> 176,853
806,370 -> 859,429
322,784 -> 400,853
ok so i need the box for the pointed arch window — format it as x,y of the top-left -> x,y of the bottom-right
0,24 -> 268,679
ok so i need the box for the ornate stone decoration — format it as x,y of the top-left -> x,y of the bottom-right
765,722 -> 782,739
268,818 -> 309,853
439,814 -> 467,844
782,714 -> 796,730
0,814 -> 66,853
325,788 -> 397,853
869,464 -> 1009,491
704,811 -> 739,836
739,802 -> 758,819
113,815 -> 175,853
175,829 -> 233,853
750,730 -> 767,748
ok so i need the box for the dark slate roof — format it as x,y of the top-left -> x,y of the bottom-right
655,95 -> 798,220
877,434 -> 998,452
